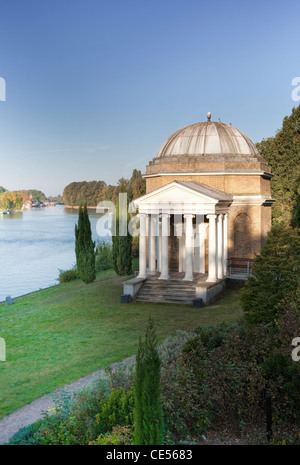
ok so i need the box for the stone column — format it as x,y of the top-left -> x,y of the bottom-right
137,213 -> 147,279
206,214 -> 217,282
159,213 -> 170,280
217,215 -> 224,279
223,213 -> 228,277
183,214 -> 194,281
199,223 -> 208,274
149,214 -> 157,275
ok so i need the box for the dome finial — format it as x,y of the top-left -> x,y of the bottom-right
207,111 -> 211,122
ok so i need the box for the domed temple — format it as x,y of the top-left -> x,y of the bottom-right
123,113 -> 274,304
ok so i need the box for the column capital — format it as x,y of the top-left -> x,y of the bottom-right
160,212 -> 170,218
137,212 -> 147,218
183,213 -> 195,219
207,214 -> 217,219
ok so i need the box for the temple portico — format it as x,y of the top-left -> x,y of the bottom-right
133,180 -> 231,285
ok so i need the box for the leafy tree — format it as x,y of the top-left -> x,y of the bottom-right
63,180 -> 107,206
75,203 -> 96,283
112,180 -> 132,276
0,186 -> 6,194
129,169 -> 146,201
241,225 -> 300,326
0,191 -> 23,210
133,317 -> 164,445
257,105 -> 300,225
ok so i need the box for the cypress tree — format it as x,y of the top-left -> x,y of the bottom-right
112,181 -> 132,276
75,203 -> 96,283
133,317 -> 164,445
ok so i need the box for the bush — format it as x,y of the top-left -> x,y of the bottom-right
95,240 -> 113,272
58,265 -> 79,283
93,388 -> 134,437
158,330 -> 197,365
161,313 -> 300,441
91,425 -> 133,445
241,225 -> 300,326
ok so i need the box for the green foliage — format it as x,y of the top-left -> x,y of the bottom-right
162,312 -> 300,441
0,186 -> 6,194
95,240 -> 113,271
63,180 -> 107,206
91,425 -> 133,445
112,183 -> 132,276
93,388 -> 134,437
157,330 -> 197,365
241,224 -> 300,326
18,189 -> 46,202
0,190 -> 23,210
256,104 -> 300,225
58,265 -> 79,283
75,203 -> 96,283
9,382 -> 134,446
62,170 -> 146,207
133,317 -> 164,445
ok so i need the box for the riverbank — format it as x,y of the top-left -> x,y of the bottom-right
64,205 -> 98,209
0,269 -> 243,419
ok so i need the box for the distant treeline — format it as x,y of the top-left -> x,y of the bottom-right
0,188 -> 47,210
62,169 -> 146,206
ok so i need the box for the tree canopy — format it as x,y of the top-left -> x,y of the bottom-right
62,170 -> 146,207
0,191 -> 23,210
257,105 -> 300,226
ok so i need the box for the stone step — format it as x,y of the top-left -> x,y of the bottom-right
142,282 -> 196,288
135,297 -> 194,305
141,286 -> 195,293
137,291 -> 195,298
138,292 -> 195,299
134,277 -> 198,304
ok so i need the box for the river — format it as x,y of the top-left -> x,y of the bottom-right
0,206 -> 107,303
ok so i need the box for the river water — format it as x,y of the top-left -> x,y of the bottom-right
0,206 -> 106,302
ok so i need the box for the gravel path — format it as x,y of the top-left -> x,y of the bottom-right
0,356 -> 135,445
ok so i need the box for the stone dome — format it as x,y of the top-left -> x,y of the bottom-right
155,120 -> 260,159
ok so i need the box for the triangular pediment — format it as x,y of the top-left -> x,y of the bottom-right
130,181 -> 232,215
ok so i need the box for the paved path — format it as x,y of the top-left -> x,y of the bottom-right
0,356 -> 135,445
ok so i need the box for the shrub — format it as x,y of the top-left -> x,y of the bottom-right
58,265 -> 79,283
157,330 -> 197,366
93,388 -> 134,437
241,225 -> 300,326
133,317 -> 164,445
95,240 -> 113,271
91,425 -> 133,445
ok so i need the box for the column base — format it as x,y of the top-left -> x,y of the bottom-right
137,273 -> 147,279
159,274 -> 169,280
206,276 -> 217,283
183,275 -> 194,281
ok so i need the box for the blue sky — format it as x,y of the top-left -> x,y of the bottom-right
0,0 -> 299,196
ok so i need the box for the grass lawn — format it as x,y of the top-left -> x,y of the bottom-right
0,267 -> 244,419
